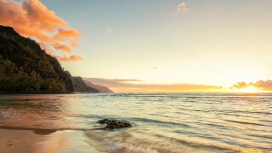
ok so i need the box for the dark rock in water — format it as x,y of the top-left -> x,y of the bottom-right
97,119 -> 132,129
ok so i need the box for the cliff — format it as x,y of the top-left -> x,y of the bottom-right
0,25 -> 74,93
83,80 -> 113,93
72,76 -> 99,93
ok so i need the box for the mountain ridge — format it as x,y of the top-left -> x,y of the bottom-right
0,25 -> 74,93
0,25 -> 113,94
83,80 -> 113,93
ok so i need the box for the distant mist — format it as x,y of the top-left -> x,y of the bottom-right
83,78 -> 222,93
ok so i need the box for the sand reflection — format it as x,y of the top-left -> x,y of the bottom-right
0,128 -> 101,153
35,130 -> 72,153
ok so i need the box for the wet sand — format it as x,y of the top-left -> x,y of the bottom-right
0,128 -> 103,153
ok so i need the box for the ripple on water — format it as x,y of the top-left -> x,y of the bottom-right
0,93 -> 271,152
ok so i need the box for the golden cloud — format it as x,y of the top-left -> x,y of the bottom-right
254,80 -> 272,90
232,80 -> 272,91
52,42 -> 73,53
0,0 -> 82,62
232,81 -> 250,89
22,0 -> 67,31
57,55 -> 84,62
71,41 -> 79,47
54,29 -> 81,40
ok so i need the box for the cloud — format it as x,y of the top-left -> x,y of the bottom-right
254,80 -> 272,90
71,41 -> 78,47
83,78 -> 222,93
106,28 -> 113,33
232,80 -> 272,91
22,0 -> 67,31
231,81 -> 250,89
52,42 -> 72,52
54,28 -> 81,40
0,0 -> 82,62
56,55 -> 84,62
172,2 -> 190,15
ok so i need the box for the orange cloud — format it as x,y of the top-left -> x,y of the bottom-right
22,0 -> 67,31
52,42 -> 72,52
54,29 -> 81,40
15,26 -> 52,42
57,55 -> 83,62
71,41 -> 78,47
0,0 -> 82,62
232,80 -> 272,91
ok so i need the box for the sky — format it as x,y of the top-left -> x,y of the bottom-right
1,0 -> 272,92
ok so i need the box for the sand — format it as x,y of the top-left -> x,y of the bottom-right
0,128 -> 103,153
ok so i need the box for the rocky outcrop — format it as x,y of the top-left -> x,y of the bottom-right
97,119 -> 132,129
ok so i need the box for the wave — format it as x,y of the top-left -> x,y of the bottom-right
224,119 -> 267,127
154,133 -> 240,153
129,117 -> 190,127
102,141 -> 160,153
84,129 -> 239,153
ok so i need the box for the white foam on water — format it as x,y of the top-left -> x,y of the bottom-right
0,110 -> 6,115
105,140 -> 160,153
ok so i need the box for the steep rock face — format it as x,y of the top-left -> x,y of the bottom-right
83,80 -> 114,93
0,25 -> 74,93
72,76 -> 99,93
94,84 -> 114,93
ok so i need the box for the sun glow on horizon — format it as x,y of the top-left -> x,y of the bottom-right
235,86 -> 262,93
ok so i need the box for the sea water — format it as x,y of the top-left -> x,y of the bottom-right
0,93 -> 271,153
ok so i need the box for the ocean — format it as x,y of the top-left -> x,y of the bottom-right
0,93 -> 271,153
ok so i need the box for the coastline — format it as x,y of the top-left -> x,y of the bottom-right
0,128 -> 102,153
0,91 -> 75,94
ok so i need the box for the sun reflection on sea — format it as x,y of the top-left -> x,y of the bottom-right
241,148 -> 263,153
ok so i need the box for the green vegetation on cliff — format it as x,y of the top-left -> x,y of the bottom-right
0,25 -> 74,93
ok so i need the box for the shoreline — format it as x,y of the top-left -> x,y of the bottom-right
0,91 -> 75,94
0,128 -> 103,153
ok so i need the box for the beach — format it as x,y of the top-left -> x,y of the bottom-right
0,128 -> 102,153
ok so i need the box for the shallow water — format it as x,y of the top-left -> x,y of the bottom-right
0,93 -> 271,153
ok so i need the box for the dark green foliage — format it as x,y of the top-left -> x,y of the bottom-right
0,25 -> 74,93
71,76 -> 99,93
